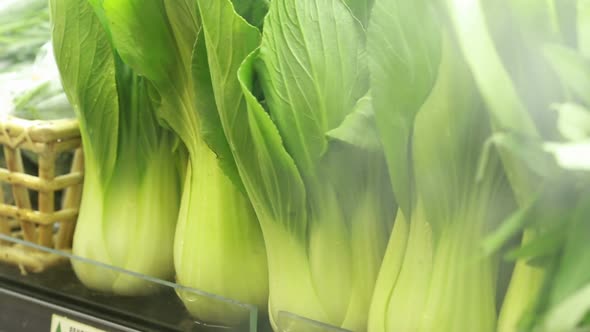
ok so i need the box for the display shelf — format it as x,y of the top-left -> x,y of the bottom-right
0,234 -> 353,332
0,234 -> 273,332
275,312 -> 351,332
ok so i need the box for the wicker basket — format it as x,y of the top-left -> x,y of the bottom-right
0,116 -> 83,273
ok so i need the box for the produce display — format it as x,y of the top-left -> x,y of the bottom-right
1,0 -> 589,331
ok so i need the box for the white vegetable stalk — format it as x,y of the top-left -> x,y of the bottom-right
174,140 -> 268,324
72,134 -> 180,295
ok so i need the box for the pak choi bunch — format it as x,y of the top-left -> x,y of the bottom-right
446,1 -> 590,331
50,0 -> 182,295
94,0 -> 269,322
446,1 -> 590,330
366,1 -> 514,331
195,0 -> 395,329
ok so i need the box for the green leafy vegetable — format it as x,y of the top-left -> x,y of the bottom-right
367,0 -> 515,323
447,1 -> 590,331
98,0 -> 269,322
195,0 -> 394,329
50,0 -> 182,295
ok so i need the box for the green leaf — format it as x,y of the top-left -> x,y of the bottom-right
197,0 -> 308,236
549,193 -> 590,307
505,225 -> 566,261
165,0 -> 199,73
103,0 -> 180,84
477,132 -> 560,180
113,65 -> 165,170
50,0 -> 118,185
86,0 -> 112,41
483,0 -> 565,140
102,0 -> 246,195
191,28 -> 246,194
255,0 -> 368,179
367,0 -> 441,217
482,196 -> 537,256
412,34 -> 498,234
238,51 -> 308,236
484,178 -> 572,256
102,0 -> 202,162
519,191 -> 590,330
544,44 -> 590,106
326,95 -> 381,152
447,0 -> 541,206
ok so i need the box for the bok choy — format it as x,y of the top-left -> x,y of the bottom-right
446,1 -> 590,330
445,1 -> 590,331
195,0 -> 394,329
94,0 -> 269,322
50,0 -> 182,295
366,1 -> 515,331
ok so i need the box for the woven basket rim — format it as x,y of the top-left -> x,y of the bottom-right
0,115 -> 80,144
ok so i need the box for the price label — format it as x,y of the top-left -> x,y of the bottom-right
50,314 -> 106,332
